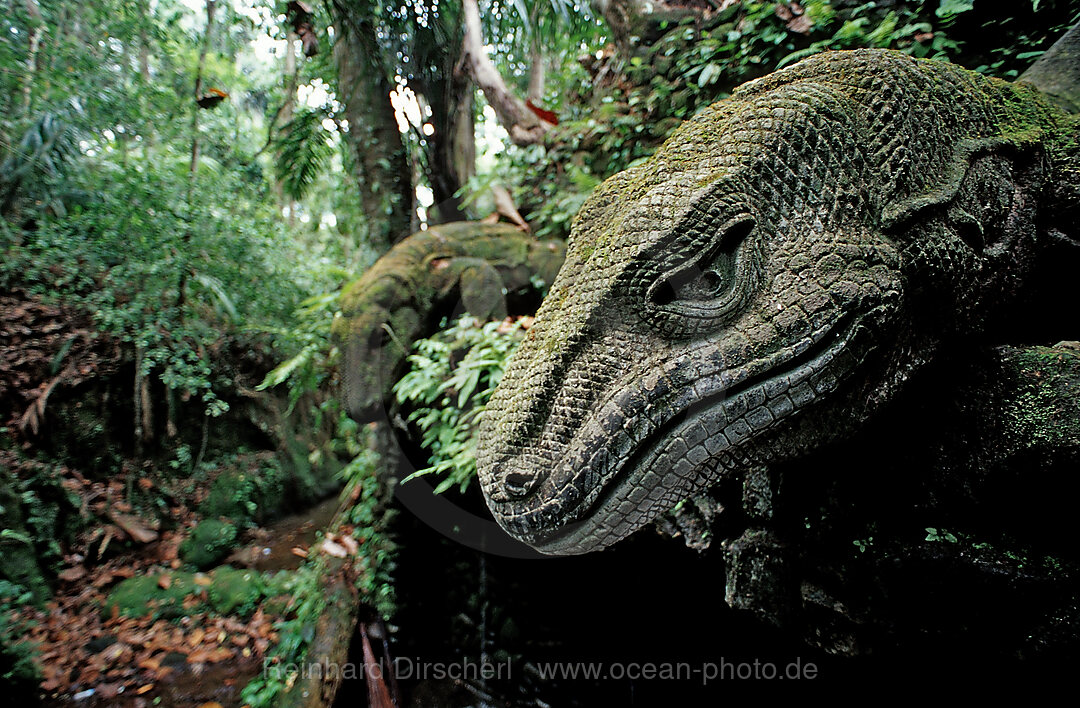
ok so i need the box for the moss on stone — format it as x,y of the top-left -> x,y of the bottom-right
334,221 -> 566,421
1004,345 -> 1080,446
179,519 -> 238,569
207,567 -> 263,616
105,567 -> 273,618
104,572 -> 201,618
199,463 -> 285,526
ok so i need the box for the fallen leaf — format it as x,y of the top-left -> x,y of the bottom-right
110,511 -> 159,544
58,566 -> 88,582
40,677 -> 62,692
207,647 -> 232,662
188,647 -> 231,664
96,683 -> 121,700
189,628 -> 205,647
321,538 -> 348,558
97,642 -> 130,665
158,574 -> 172,590
138,656 -> 162,671
339,534 -> 359,555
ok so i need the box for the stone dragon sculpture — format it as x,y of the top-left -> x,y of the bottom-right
333,221 -> 564,424
476,48 -> 1080,557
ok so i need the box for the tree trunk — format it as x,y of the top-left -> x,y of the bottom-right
136,0 -> 155,152
21,0 -> 45,117
425,72 -> 474,224
461,0 -> 548,147
416,12 -> 475,224
330,0 -> 414,253
177,0 -> 216,311
187,0 -> 216,180
527,38 -> 545,104
527,3 -> 545,104
280,31 -> 299,226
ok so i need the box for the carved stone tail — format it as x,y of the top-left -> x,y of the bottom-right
1020,20 -> 1080,113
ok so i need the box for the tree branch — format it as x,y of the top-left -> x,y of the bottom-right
460,0 -> 548,146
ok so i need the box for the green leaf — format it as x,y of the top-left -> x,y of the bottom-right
194,272 -> 240,321
257,343 -> 318,390
457,368 -> 481,408
697,62 -> 722,87
936,0 -> 975,19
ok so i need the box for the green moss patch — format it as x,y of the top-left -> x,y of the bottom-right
207,567 -> 264,616
104,572 -> 201,619
199,464 -> 285,526
179,519 -> 238,569
105,567 -> 288,619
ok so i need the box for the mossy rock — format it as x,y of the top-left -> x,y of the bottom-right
259,570 -> 297,615
179,519 -> 238,569
207,567 -> 263,616
104,572 -> 202,618
200,465 -> 286,526
199,472 -> 253,523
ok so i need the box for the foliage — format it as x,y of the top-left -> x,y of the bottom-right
925,527 -> 960,543
0,455 -> 81,602
0,0 -> 350,432
241,446 -> 396,708
508,0 -> 1080,241
394,315 -> 526,493
199,459 -> 286,526
249,286 -> 398,705
0,112 -> 79,218
238,554 -> 327,707
258,286 -> 345,407
0,581 -> 41,690
255,281 -> 375,490
1,152 -> 304,420
479,0 -> 607,105
273,108 -> 337,201
338,448 -> 397,614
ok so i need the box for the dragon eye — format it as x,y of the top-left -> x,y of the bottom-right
649,217 -> 752,307
641,214 -> 761,338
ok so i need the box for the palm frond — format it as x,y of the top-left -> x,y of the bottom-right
273,108 -> 335,202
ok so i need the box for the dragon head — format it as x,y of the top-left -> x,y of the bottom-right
477,50 -> 1065,554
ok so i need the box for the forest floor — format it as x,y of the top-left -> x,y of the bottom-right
1,290 -> 336,707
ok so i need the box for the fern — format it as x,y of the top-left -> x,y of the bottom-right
273,108 -> 335,201
394,316 -> 527,494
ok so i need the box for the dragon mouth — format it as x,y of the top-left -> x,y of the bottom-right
500,312 -> 864,555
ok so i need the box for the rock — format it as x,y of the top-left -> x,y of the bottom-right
104,572 -> 201,619
179,520 -> 239,570
207,567 -> 263,616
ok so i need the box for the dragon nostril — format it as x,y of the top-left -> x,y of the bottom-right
504,471 -> 538,498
